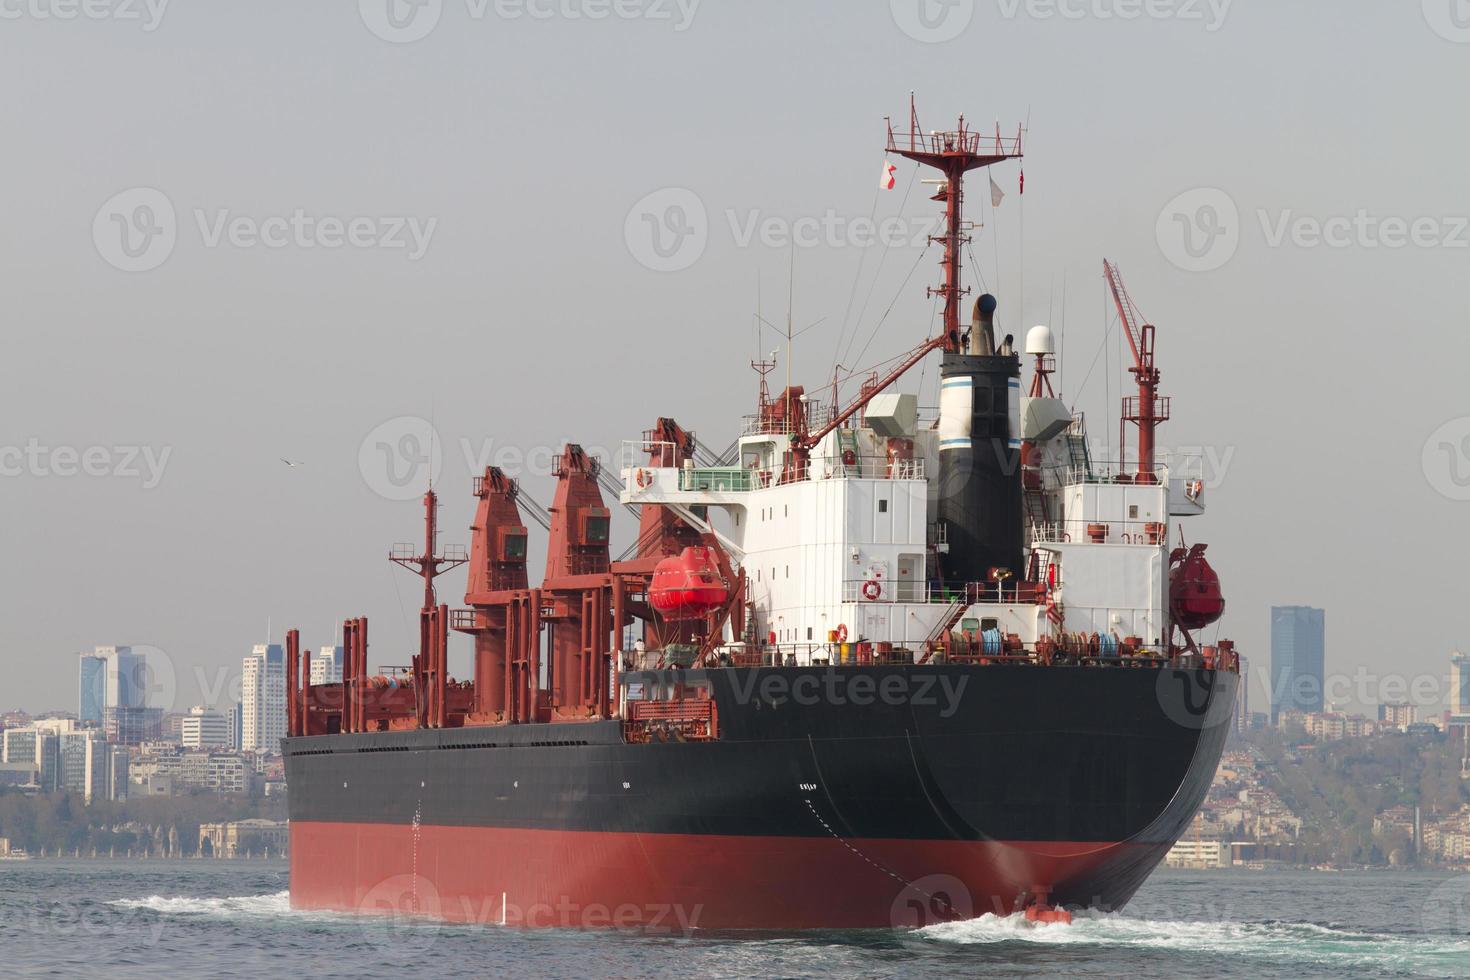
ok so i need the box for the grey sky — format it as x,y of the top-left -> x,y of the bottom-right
2,1 -> 1467,716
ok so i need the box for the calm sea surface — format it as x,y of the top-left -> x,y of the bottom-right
2,860 -> 1468,978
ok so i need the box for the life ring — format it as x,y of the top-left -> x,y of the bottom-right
841,449 -> 857,467
835,623 -> 848,642
634,468 -> 653,489
861,579 -> 882,601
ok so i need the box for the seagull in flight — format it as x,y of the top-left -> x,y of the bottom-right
280,458 -> 305,468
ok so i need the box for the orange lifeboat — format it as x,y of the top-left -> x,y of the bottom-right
649,546 -> 728,620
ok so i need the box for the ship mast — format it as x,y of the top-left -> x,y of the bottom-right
885,96 -> 1023,351
391,489 -> 468,634
784,98 -> 1026,461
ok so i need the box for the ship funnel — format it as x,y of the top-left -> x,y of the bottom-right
971,294 -> 997,355
938,290 -> 1023,586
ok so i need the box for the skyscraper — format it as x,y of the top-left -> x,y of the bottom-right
78,652 -> 106,725
1452,652 -> 1469,717
82,646 -> 163,744
1270,606 -> 1325,723
97,645 -> 146,710
241,644 -> 286,754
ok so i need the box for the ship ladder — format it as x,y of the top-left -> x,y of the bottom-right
917,597 -> 967,665
1064,428 -> 1092,481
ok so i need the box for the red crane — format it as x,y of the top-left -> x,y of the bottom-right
1103,259 -> 1170,483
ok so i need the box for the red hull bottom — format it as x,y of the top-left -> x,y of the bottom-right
289,821 -> 1165,930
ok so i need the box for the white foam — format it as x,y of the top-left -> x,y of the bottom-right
919,910 -> 1470,972
111,891 -> 295,920
107,891 -> 459,934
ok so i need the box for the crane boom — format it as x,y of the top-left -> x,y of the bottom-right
798,334 -> 946,450
1103,259 -> 1151,373
1102,259 -> 1169,482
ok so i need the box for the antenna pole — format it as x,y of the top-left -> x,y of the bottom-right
886,95 -> 1023,351
390,488 -> 468,661
785,245 -> 794,400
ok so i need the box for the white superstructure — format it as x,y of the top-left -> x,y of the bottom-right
623,386 -> 1208,666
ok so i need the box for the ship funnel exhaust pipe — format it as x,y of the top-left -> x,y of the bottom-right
940,290 -> 1023,585
972,294 -> 997,355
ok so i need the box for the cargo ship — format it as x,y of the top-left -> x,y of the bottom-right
283,101 -> 1239,930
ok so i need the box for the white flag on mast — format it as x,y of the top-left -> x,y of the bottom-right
990,175 -> 1006,207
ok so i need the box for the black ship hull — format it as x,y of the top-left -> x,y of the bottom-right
285,663 -> 1236,929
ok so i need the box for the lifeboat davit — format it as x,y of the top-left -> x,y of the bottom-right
1169,542 -> 1225,631
649,546 -> 728,620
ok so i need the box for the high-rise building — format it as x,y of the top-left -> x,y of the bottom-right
1270,606 -> 1325,723
58,729 -> 100,794
78,653 -> 106,725
82,646 -> 161,744
309,645 -> 344,685
181,706 -> 229,749
97,645 -> 147,710
241,644 -> 286,754
1452,652 -> 1469,717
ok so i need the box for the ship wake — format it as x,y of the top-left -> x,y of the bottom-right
110,891 -> 294,919
919,911 -> 1470,974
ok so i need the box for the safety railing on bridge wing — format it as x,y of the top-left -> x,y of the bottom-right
840,579 -> 1043,605
1031,519 -> 1170,546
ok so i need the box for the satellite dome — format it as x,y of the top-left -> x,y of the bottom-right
1025,324 -> 1055,355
